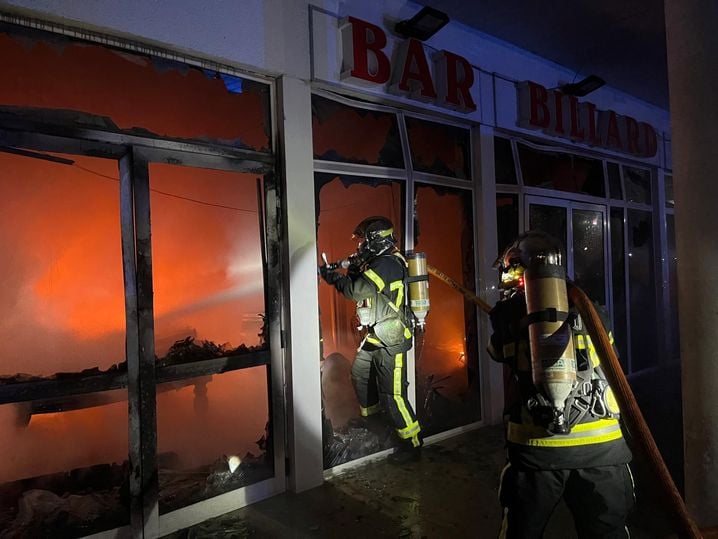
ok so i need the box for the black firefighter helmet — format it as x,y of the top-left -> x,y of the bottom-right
495,230 -> 563,295
353,216 -> 397,257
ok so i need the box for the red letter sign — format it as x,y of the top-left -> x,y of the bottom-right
391,38 -> 437,100
434,50 -> 477,112
517,81 -> 550,129
340,16 -> 390,84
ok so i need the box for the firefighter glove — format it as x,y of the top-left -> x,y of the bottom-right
320,265 -> 341,284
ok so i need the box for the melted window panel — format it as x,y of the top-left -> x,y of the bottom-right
312,95 -> 404,168
414,185 -> 479,435
519,143 -> 605,197
405,117 -> 471,179
0,24 -> 271,151
315,173 -> 404,467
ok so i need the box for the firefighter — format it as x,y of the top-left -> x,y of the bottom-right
488,231 -> 634,539
319,216 -> 421,464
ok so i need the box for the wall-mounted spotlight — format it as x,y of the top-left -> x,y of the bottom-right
560,75 -> 606,97
395,6 -> 450,41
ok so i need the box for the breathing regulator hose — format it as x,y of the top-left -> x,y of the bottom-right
427,264 -> 703,538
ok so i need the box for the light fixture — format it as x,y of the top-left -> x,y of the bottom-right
395,7 -> 450,41
560,75 -> 605,97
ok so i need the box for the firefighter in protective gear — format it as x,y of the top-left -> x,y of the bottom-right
319,216 -> 421,464
488,231 -> 634,539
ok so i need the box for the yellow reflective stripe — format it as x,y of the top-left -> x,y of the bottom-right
575,334 -> 587,349
364,269 -> 385,292
507,418 -> 623,447
392,352 -> 417,437
404,327 -> 412,339
569,418 -> 620,432
360,403 -> 382,417
378,227 -> 394,237
390,280 -> 404,308
366,335 -> 382,345
397,420 -> 420,439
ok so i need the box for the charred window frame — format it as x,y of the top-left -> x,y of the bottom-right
494,134 -> 669,374
312,91 -> 482,466
0,28 -> 281,536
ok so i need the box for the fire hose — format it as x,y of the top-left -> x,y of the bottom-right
427,264 -> 703,539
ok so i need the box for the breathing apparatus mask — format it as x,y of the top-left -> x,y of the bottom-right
353,216 -> 397,259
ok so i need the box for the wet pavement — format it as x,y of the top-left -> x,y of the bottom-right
167,424 -> 680,539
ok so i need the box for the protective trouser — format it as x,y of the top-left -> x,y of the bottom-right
351,347 -> 421,447
498,463 -> 635,539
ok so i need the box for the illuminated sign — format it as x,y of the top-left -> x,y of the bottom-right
517,81 -> 657,158
339,16 -> 477,113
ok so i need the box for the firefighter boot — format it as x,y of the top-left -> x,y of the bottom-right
387,438 -> 422,465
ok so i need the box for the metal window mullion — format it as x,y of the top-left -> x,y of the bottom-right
121,147 -> 159,537
263,171 -> 287,482
397,111 -> 417,411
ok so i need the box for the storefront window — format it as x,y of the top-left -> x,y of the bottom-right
627,209 -> 657,371
149,163 -> 271,510
312,95 -> 404,168
572,209 -> 606,306
610,208 -> 629,370
496,194 -> 520,256
405,117 -> 471,179
623,166 -> 652,205
518,143 -> 605,197
495,136 -> 518,185
607,162 -> 623,200
528,203 -> 568,268
665,174 -> 674,208
315,173 -> 404,468
414,184 -> 479,436
0,152 -> 129,535
0,24 -> 271,151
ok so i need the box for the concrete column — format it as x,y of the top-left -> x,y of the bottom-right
277,75 -> 325,493
665,0 -> 718,526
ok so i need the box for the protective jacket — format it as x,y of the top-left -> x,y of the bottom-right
488,292 -> 632,470
332,251 -> 413,354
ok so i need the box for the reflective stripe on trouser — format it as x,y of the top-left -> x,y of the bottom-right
498,463 -> 634,539
351,347 -> 421,446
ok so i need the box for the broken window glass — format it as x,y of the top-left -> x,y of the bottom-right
149,163 -> 272,507
0,23 -> 271,151
623,165 -> 652,205
312,95 -> 404,168
0,394 -> 129,537
405,116 -> 471,180
157,369 -> 272,514
315,173 -> 405,468
414,184 -> 480,435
